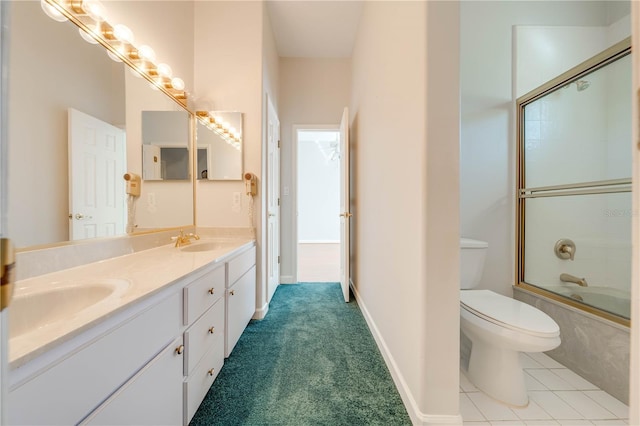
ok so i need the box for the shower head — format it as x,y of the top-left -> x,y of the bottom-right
575,80 -> 590,91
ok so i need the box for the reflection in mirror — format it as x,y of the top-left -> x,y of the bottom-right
142,111 -> 191,181
6,1 -> 194,249
196,112 -> 243,181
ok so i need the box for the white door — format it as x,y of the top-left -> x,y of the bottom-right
339,107 -> 351,303
68,109 -> 126,241
266,97 -> 280,303
142,144 -> 162,180
0,4 -> 9,420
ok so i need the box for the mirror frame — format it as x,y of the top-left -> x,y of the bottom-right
515,37 -> 632,327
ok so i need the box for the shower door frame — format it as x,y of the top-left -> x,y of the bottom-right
515,37 -> 632,327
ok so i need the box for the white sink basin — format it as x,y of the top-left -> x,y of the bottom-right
180,241 -> 230,253
9,279 -> 130,338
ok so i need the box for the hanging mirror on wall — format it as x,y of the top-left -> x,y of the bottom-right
196,111 -> 243,181
516,38 -> 631,324
141,110 -> 191,181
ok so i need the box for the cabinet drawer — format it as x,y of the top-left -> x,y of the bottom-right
184,264 -> 225,325
184,342 -> 224,425
225,265 -> 256,357
184,297 -> 224,375
8,292 -> 181,426
81,337 -> 184,426
227,246 -> 256,288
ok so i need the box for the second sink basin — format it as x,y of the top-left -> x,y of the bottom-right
179,241 -> 230,253
9,279 -> 130,339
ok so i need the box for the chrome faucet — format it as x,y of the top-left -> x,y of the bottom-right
560,273 -> 588,287
173,230 -> 200,247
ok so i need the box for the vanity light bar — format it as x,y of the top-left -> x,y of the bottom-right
41,0 -> 188,107
196,111 -> 242,150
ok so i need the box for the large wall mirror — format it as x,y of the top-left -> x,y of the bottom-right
196,112 -> 243,181
6,1 -> 194,249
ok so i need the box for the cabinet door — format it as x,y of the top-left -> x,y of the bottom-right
8,293 -> 181,426
225,265 -> 256,357
81,337 -> 184,426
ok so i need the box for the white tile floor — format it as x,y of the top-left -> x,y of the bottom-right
461,352 -> 630,426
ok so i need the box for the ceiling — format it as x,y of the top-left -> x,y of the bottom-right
266,1 -> 364,58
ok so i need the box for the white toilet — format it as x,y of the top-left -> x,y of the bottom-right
460,238 -> 561,407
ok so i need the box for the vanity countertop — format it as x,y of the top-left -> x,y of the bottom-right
9,238 -> 255,369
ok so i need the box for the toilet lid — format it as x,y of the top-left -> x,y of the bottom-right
461,290 -> 560,338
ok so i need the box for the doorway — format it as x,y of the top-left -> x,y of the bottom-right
295,128 -> 341,283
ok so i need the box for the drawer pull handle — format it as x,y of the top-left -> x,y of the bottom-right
230,290 -> 235,296
175,345 -> 184,355
208,368 -> 215,376
208,326 -> 215,334
208,288 -> 215,295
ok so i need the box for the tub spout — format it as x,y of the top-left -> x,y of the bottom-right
560,273 -> 588,287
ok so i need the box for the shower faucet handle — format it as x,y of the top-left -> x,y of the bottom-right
555,239 -> 576,261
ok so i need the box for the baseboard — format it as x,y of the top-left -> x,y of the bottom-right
418,414 -> 463,425
351,285 -> 462,426
280,275 -> 296,284
253,302 -> 269,320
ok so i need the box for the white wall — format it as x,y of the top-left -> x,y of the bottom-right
460,1 -> 628,297
350,1 -> 460,423
278,58 -> 350,283
297,135 -> 340,243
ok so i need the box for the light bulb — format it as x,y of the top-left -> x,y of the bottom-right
81,0 -> 107,22
78,25 -> 99,44
40,0 -> 68,22
137,45 -> 156,62
157,63 -> 172,78
113,24 -> 134,44
171,77 -> 185,91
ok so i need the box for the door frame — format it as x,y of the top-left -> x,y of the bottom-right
291,124 -> 340,284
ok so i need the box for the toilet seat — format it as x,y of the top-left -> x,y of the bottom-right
461,290 -> 559,338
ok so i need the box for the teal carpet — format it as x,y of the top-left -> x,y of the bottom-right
190,283 -> 411,426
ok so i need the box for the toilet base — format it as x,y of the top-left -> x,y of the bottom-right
466,339 -> 528,407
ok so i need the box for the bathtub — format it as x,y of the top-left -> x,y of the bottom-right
514,285 -> 630,404
542,285 -> 630,319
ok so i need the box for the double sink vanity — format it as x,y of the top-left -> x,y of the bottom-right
7,234 -> 256,425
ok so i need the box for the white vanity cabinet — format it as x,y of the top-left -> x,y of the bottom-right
81,336 -> 185,426
182,263 -> 226,425
225,246 -> 257,357
8,291 -> 182,426
8,241 -> 257,426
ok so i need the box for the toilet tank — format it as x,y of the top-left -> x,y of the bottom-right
460,238 -> 488,289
